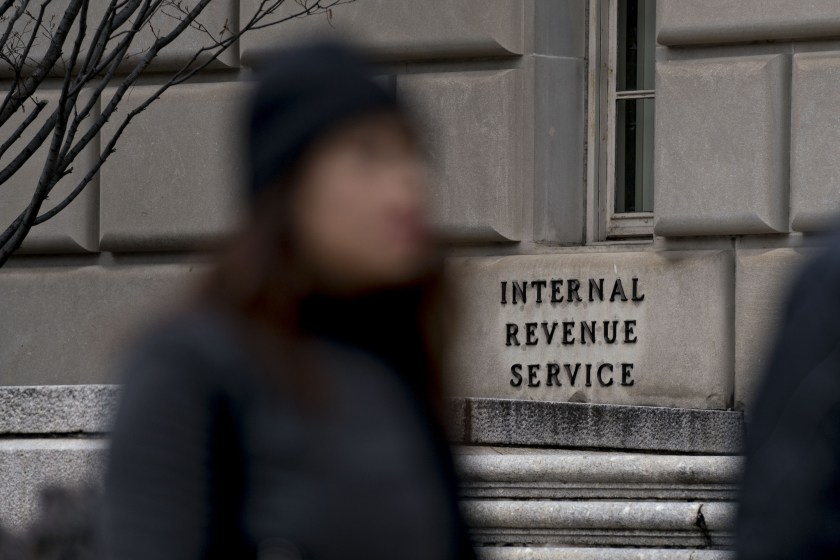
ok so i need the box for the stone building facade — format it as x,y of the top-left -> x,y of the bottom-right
2,0 -> 839,557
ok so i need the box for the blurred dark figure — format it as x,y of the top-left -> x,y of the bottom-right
737,233 -> 840,559
101,42 -> 475,560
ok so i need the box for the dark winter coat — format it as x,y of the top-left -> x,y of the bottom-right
102,304 -> 474,560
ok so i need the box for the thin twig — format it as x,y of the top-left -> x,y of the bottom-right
1,0 -> 354,264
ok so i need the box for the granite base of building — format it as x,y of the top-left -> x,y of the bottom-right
475,549 -> 731,559
0,386 -> 742,558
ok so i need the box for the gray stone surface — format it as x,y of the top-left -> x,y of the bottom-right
658,0 -> 840,46
455,447 -> 740,500
240,0 -> 523,65
0,385 -> 118,434
399,69 -> 524,242
529,0 -> 586,58
532,55 -> 586,244
0,382 -> 744,454
476,548 -> 732,560
0,89 -> 98,254
99,82 -> 246,251
464,399 -> 744,454
0,263 -> 202,385
463,499 -> 734,548
655,42 -> 792,67
654,55 -> 789,237
445,250 -> 734,409
735,248 -> 815,411
0,439 -> 106,530
791,52 -> 840,232
0,436 -> 738,553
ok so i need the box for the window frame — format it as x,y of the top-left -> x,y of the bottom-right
587,0 -> 655,242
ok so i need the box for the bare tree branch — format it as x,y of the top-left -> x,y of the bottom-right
0,0 -> 78,261
0,0 -> 82,123
0,109 -> 56,187
0,97 -> 45,160
0,0 -> 356,266
18,2 -> 51,71
40,0 -> 340,222
0,0 -> 34,60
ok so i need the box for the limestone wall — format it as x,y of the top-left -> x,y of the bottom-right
1,0 -> 832,414
3,0 -> 840,555
0,385 -> 742,557
0,0 -> 587,386
654,1 -> 840,410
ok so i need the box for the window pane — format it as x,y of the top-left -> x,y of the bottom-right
617,0 -> 656,92
615,98 -> 654,213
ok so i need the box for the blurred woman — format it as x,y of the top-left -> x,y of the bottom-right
102,41 -> 475,560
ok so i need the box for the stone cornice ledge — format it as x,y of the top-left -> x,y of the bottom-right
455,448 -> 740,501
448,398 -> 744,455
475,549 -> 731,560
465,499 -> 734,548
0,386 -> 744,456
0,384 -> 118,435
657,1 -> 840,47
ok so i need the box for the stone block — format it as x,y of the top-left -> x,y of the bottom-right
239,0 -> 523,65
530,0 -> 586,58
658,0 -> 840,46
0,439 -> 106,530
465,399 -> 744,454
463,499 -> 734,548
476,548 -> 733,560
456,447 -> 740,500
0,264 -> 201,385
735,248 -> 815,411
0,0 -> 237,76
533,55 -> 586,244
791,52 -> 840,232
99,82 -> 246,251
654,55 -> 789,237
0,89 -> 98,254
0,385 -> 119,435
398,69 -> 524,242
445,250 -> 734,409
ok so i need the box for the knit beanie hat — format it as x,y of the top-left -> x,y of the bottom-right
245,40 -> 398,199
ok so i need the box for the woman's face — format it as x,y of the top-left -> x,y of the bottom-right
292,113 -> 433,294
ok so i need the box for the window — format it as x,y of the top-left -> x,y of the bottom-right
588,0 -> 656,240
